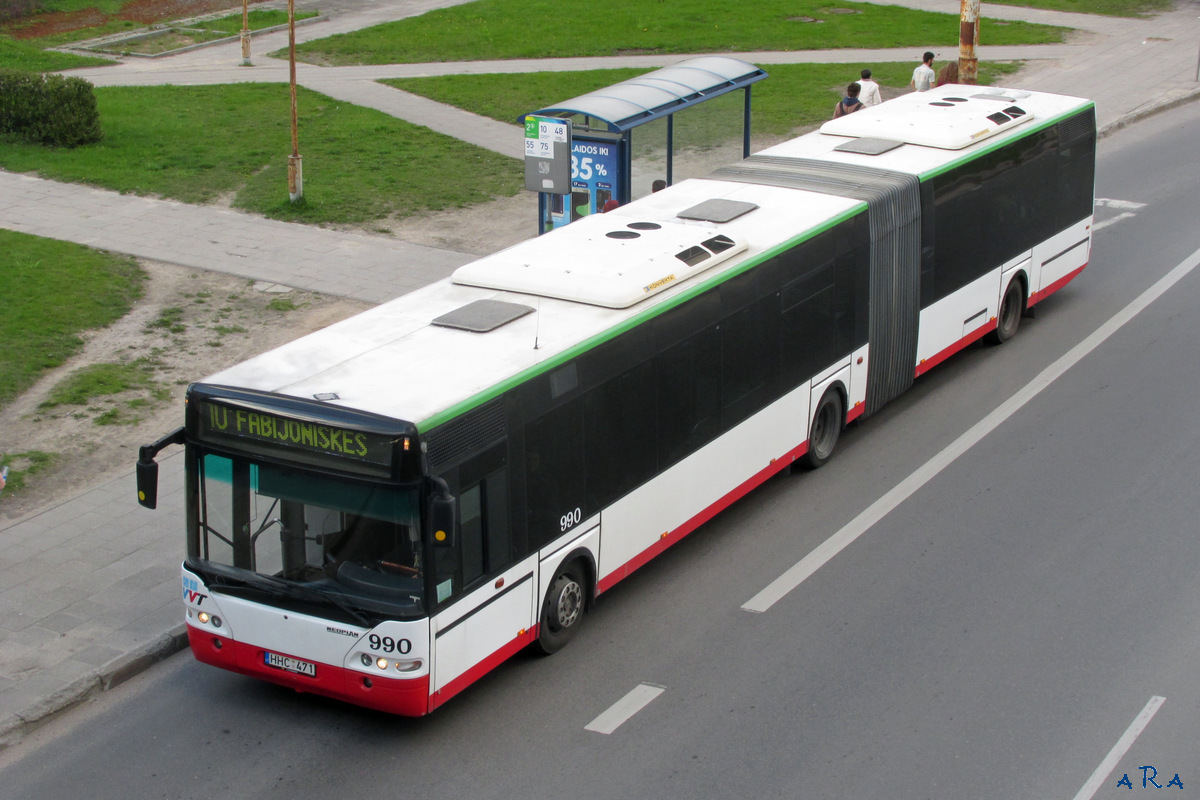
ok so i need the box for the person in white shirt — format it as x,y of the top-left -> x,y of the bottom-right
857,68 -> 882,107
910,51 -> 935,92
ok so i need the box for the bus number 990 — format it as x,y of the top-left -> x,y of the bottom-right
560,508 -> 582,532
368,635 -> 411,654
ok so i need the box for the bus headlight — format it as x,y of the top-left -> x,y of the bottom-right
198,611 -> 210,624
376,657 -> 389,670
394,659 -> 422,673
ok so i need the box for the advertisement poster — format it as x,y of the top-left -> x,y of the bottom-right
545,137 -> 622,231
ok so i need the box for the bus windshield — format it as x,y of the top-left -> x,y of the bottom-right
190,450 -> 425,618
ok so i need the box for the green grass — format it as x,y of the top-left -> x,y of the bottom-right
0,450 -> 56,495
39,360 -> 158,407
384,60 -> 1023,141
199,9 -> 318,36
38,358 -> 172,425
110,27 -> 225,55
0,230 -> 144,409
0,33 -> 114,71
0,64 -> 1025,228
24,0 -> 131,13
143,306 -> 186,334
987,0 -> 1171,16
290,0 -> 1065,66
0,83 -> 523,224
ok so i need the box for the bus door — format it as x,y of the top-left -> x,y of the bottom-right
429,459 -> 535,707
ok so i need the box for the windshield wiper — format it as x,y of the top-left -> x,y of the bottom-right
195,561 -> 377,627
233,572 -> 373,627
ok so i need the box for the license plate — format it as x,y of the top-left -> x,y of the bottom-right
264,651 -> 316,677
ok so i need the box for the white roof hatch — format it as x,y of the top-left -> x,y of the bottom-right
451,213 -> 748,309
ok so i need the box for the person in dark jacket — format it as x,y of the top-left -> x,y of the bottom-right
834,82 -> 864,118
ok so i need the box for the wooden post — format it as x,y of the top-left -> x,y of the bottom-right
239,0 -> 250,66
287,0 -> 303,202
959,0 -> 980,85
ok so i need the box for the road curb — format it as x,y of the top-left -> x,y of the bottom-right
1098,86 -> 1200,139
0,624 -> 188,752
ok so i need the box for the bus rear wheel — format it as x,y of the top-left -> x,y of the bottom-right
536,561 -> 586,655
988,278 -> 1025,344
798,389 -> 843,471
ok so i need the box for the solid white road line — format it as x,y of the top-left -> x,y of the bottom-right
585,683 -> 666,734
743,243 -> 1200,613
1071,696 -> 1166,800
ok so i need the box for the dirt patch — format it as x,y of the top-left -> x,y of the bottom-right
379,192 -> 540,256
0,258 -> 368,522
2,0 -> 239,39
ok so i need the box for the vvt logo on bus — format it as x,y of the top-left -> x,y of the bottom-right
183,575 -> 207,606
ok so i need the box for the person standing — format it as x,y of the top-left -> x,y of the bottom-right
910,51 -> 935,92
857,68 -> 882,107
833,83 -> 865,118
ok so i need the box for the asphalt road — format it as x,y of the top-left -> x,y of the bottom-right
4,101 -> 1200,800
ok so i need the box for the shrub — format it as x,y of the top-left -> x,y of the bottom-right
0,0 -> 41,24
0,69 -> 102,146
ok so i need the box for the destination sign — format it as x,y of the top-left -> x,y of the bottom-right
196,398 -> 396,470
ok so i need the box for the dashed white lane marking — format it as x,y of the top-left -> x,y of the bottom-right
1071,696 -> 1166,800
1095,198 -> 1146,209
1093,212 -> 1136,231
1093,199 -> 1145,231
585,683 -> 666,734
743,242 -> 1200,614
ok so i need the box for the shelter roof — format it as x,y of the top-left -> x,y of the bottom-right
522,56 -> 767,134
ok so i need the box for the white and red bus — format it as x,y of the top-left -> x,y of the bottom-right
137,85 -> 1095,715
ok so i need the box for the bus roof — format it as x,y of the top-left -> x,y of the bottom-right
759,83 -> 1093,177
203,85 -> 1092,432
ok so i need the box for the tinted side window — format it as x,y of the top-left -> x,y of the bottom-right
584,361 -> 657,509
721,293 -> 779,428
524,398 -> 584,549
656,326 -> 721,468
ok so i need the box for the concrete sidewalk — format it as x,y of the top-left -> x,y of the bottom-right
3,0 -> 1199,748
0,171 -> 472,305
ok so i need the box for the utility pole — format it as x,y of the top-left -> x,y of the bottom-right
959,0 -> 980,85
287,0 -> 303,202
239,0 -> 251,66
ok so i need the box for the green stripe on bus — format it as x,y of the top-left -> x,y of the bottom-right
917,102 -> 1096,182
416,202 -> 868,433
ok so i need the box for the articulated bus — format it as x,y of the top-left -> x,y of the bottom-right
137,85 -> 1095,715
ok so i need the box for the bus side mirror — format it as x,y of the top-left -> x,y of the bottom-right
137,455 -> 159,509
135,427 -> 185,510
429,478 -> 456,548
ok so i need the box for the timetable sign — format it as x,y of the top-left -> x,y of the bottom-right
524,115 -> 572,195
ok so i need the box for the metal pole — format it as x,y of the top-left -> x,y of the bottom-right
287,0 -> 303,202
743,86 -> 751,159
239,0 -> 250,66
666,114 -> 674,188
959,0 -> 980,85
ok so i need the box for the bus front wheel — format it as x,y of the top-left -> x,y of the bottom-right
798,389 -> 843,471
536,561 -> 586,655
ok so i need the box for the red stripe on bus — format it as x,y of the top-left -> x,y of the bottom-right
914,319 -> 995,378
427,626 -> 538,712
1029,261 -> 1087,308
187,624 -> 431,716
596,441 -> 809,594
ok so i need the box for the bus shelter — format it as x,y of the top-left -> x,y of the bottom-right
521,56 -> 767,233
